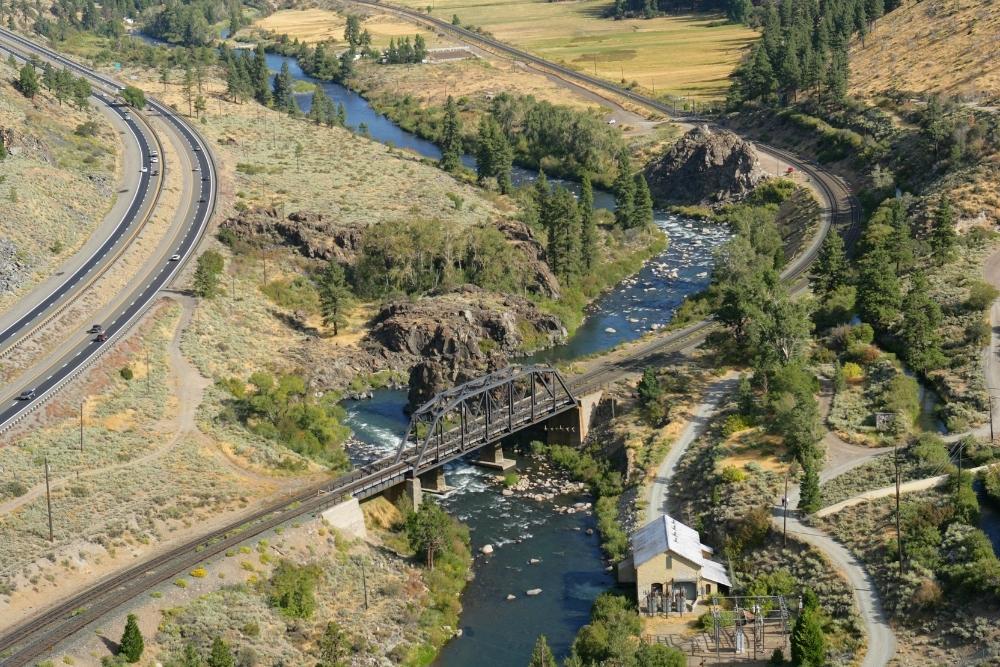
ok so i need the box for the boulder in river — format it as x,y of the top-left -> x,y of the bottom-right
643,125 -> 768,206
526,588 -> 543,596
481,544 -> 494,555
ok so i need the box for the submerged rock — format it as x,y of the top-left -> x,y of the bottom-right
526,588 -> 542,596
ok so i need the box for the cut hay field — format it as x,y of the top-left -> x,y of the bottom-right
389,0 -> 757,100
253,7 -> 447,48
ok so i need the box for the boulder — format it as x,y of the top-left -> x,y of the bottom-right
526,588 -> 542,596
219,207 -> 365,263
481,544 -> 494,555
644,125 -> 768,206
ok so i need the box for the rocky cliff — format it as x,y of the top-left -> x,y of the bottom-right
643,126 -> 767,206
362,285 -> 566,409
219,207 -> 365,263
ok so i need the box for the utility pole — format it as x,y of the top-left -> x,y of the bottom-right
44,457 -> 53,542
359,557 -> 369,610
990,395 -> 995,442
79,401 -> 84,452
894,440 -> 904,576
782,470 -> 789,547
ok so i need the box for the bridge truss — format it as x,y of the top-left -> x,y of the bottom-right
394,365 -> 577,472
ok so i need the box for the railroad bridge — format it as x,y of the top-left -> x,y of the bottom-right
326,365 -> 607,516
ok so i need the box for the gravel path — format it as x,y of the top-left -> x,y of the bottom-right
645,372 -> 738,520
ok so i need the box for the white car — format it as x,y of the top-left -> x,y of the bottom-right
150,156 -> 158,163
169,254 -> 181,261
140,167 -> 148,173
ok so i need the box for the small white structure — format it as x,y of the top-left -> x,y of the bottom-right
618,514 -> 731,614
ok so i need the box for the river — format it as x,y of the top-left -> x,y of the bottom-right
137,36 -> 727,663
267,50 -> 730,664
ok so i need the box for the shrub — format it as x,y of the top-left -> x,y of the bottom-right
189,568 -> 207,578
267,560 -> 321,619
173,578 -> 187,588
2,480 -> 28,497
841,362 -> 864,383
722,413 -> 754,436
720,465 -> 746,483
966,280 -> 999,311
502,472 -> 519,487
119,366 -> 134,381
74,120 -> 100,136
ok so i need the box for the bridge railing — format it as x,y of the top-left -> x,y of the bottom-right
393,365 -> 576,471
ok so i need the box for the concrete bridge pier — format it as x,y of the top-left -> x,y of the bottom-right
419,467 -> 453,495
546,390 -> 604,447
385,474 -> 424,509
474,442 -> 516,470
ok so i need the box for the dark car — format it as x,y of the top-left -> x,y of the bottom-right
17,389 -> 35,400
95,333 -> 109,342
88,324 -> 103,334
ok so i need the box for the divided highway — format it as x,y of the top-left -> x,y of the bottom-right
0,42 -> 158,355
0,27 -> 217,434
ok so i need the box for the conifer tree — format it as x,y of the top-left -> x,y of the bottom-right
439,95 -> 462,172
899,272 -> 945,373
207,637 -> 235,667
529,635 -> 557,667
580,174 -> 597,271
118,613 -> 144,663
809,230 -> 847,298
930,195 -> 956,263
791,597 -> 826,666
252,42 -> 270,106
631,173 -> 654,229
613,151 -> 634,228
797,459 -> 821,514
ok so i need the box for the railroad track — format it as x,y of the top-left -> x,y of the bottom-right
0,17 -> 859,665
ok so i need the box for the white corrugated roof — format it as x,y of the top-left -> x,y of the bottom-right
631,514 -> 731,588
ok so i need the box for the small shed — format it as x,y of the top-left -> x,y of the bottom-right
618,514 -> 731,614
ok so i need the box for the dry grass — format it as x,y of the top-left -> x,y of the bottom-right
252,6 -> 444,48
0,59 -> 120,313
389,0 -> 757,100
849,0 -> 1000,102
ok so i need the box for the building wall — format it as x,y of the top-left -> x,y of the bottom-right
635,551 -> 703,598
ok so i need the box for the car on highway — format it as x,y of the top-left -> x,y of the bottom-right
17,389 -> 35,400
95,333 -> 108,342
170,254 -> 181,261
151,156 -> 158,163
141,167 -> 148,173
193,165 -> 200,171
87,324 -> 103,334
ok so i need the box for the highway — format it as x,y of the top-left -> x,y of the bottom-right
0,17 -> 858,667
0,26 -> 217,436
0,42 -> 159,357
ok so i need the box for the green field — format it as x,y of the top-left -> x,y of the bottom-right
398,0 -> 758,100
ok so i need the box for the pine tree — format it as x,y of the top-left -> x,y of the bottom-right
17,62 -> 38,98
183,63 -> 195,116
529,635 -> 557,667
613,150 -> 634,228
118,613 -> 144,663
494,128 -> 514,195
743,44 -> 776,102
809,230 -> 847,298
790,603 -> 826,666
179,643 -> 202,667
272,60 -> 293,111
797,459 -> 821,514
475,115 -> 496,183
317,261 -> 354,336
631,173 -> 654,229
899,272 -> 945,373
252,42 -> 271,106
856,242 -> 901,332
439,95 -> 462,172
637,367 -> 662,406
930,195 -> 956,263
207,637 -> 235,667
580,174 -> 597,271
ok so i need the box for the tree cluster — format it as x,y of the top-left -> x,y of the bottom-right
382,34 -> 428,64
144,0 -> 227,46
475,113 -> 514,193
730,0 -> 890,107
307,87 -> 347,127
612,150 -> 653,229
218,371 -> 350,468
563,593 -> 685,666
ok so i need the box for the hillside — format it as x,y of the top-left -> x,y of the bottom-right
849,0 -> 1000,102
0,58 -> 120,312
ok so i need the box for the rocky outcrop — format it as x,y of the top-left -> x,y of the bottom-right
0,238 -> 29,295
362,285 -> 566,409
495,219 -> 561,300
219,207 -> 365,263
643,125 -> 767,206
